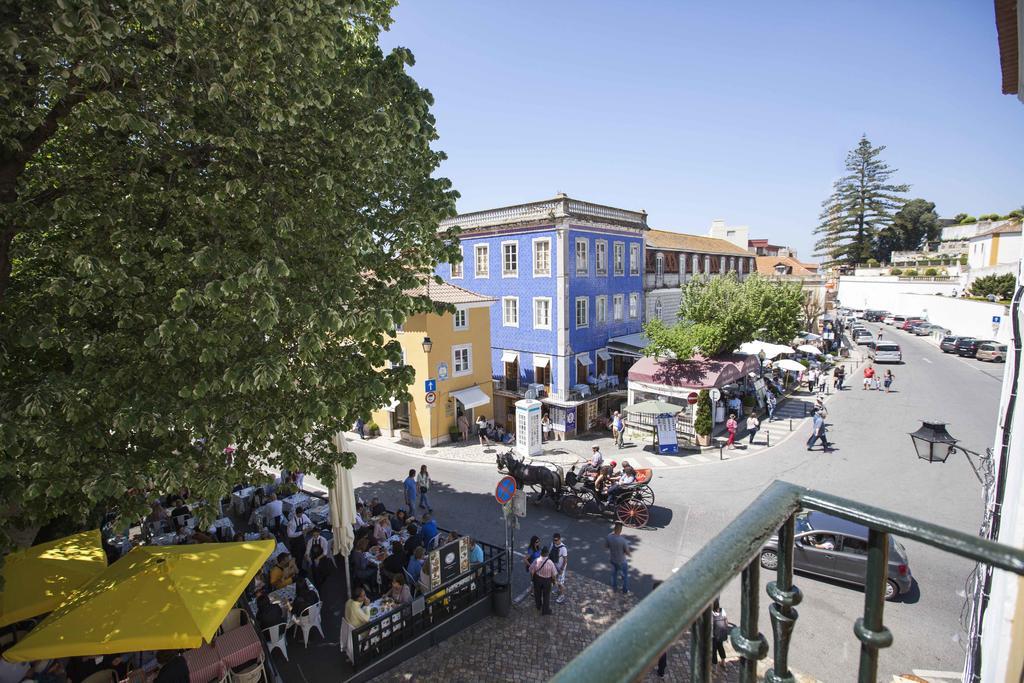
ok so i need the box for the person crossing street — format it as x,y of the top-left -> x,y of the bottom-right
806,409 -> 833,452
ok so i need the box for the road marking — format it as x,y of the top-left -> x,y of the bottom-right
922,357 -> 932,364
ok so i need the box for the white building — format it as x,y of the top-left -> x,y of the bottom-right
707,219 -> 749,251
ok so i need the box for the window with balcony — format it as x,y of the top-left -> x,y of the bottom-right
452,344 -> 472,376
453,307 -> 467,330
614,242 -> 625,275
474,244 -> 489,278
629,292 -> 639,319
613,294 -> 624,321
575,238 -> 589,275
575,297 -> 589,328
630,244 -> 640,275
596,240 -> 608,275
502,241 -> 518,277
502,296 -> 519,327
596,295 -> 608,324
533,238 -> 551,277
533,297 -> 552,330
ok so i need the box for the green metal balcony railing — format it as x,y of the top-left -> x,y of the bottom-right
551,480 -> 1024,683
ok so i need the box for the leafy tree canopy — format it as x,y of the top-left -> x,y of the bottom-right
871,198 -> 939,262
813,136 -> 908,267
644,274 -> 804,360
970,273 -> 1016,300
0,1 -> 459,545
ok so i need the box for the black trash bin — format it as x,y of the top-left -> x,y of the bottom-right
492,580 -> 511,617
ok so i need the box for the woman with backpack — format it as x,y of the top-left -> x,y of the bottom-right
712,598 -> 729,665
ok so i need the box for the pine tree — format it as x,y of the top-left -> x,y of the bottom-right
814,136 -> 908,267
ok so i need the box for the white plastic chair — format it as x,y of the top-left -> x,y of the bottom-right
292,602 -> 323,647
219,608 -> 245,634
229,661 -> 265,683
339,618 -> 355,664
262,623 -> 288,661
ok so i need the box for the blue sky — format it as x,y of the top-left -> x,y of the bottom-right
380,1 -> 1024,259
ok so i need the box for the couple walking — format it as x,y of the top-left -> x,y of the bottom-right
725,413 -> 761,448
403,465 -> 434,514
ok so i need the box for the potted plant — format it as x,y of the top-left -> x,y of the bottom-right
366,421 -> 379,437
448,425 -> 461,442
694,389 -> 712,446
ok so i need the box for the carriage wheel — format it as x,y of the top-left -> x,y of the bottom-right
616,500 -> 650,528
562,494 -> 586,517
636,486 -> 655,507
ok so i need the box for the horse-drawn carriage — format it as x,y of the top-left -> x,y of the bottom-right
496,450 -> 654,528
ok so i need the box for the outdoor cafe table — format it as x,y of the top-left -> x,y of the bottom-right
231,486 -> 256,514
306,503 -> 330,526
214,623 -> 262,671
281,493 -> 312,514
183,642 -> 223,683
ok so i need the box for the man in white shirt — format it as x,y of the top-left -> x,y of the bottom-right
264,494 -> 284,535
305,527 -> 331,566
583,446 -> 604,477
286,506 -> 312,561
551,533 -> 569,604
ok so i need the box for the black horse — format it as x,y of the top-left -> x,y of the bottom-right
496,450 -> 563,506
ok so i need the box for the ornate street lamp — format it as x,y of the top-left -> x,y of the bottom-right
421,337 -> 433,353
908,419 -> 989,482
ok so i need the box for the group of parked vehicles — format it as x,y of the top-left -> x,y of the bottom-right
842,308 -> 1007,363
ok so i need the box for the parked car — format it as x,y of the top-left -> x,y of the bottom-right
940,335 -> 964,353
900,319 -> 924,331
889,315 -> 907,326
853,329 -> 873,344
976,343 -> 1008,363
870,341 -> 902,363
956,338 -> 988,357
760,511 -> 913,600
910,322 -> 938,335
882,315 -> 896,325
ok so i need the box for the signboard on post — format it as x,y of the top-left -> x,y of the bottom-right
656,413 -> 679,454
425,391 -> 437,406
424,379 -> 436,393
495,475 -> 517,505
709,388 -> 722,403
687,392 -> 699,405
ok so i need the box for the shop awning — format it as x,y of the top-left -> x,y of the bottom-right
534,356 -> 550,368
627,354 -> 760,390
607,333 -> 651,358
596,349 -> 612,362
501,350 -> 519,363
450,385 -> 491,410
576,353 -> 592,366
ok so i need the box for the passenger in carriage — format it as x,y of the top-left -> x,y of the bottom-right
594,461 -> 616,495
604,462 -> 637,502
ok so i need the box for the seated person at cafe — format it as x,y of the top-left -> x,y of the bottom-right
406,546 -> 426,582
290,581 -> 319,619
354,502 -> 369,529
604,462 -> 636,501
268,552 -> 298,589
146,501 -> 170,531
381,540 -> 407,581
403,523 -> 421,556
419,514 -> 439,548
345,586 -> 371,627
388,575 -> 413,605
370,496 -> 387,517
391,509 -> 408,532
350,538 -> 377,587
373,515 -> 392,544
255,591 -> 287,631
67,655 -> 127,682
154,652 -> 190,683
467,536 -> 484,564
264,493 -> 284,533
170,498 -> 191,530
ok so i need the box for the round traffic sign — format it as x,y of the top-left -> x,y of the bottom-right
687,391 -> 699,405
495,475 -> 517,505
425,391 -> 437,405
709,388 -> 722,402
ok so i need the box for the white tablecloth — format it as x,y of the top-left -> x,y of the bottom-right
281,493 -> 312,514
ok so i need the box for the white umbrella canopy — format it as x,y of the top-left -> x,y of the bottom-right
796,344 -> 821,354
738,340 -> 795,359
800,332 -> 823,340
776,359 -> 807,372
330,432 -> 356,560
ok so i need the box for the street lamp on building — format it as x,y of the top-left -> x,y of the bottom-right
908,419 -> 989,483
421,337 -> 433,353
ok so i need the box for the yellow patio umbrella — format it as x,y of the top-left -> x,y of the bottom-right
4,540 -> 274,662
0,529 -> 107,629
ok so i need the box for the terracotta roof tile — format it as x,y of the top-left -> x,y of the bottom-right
405,281 -> 495,305
973,219 -> 1022,238
756,255 -> 816,277
646,229 -> 751,255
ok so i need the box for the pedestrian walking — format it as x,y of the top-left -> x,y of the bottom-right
403,469 -> 417,514
612,411 -> 625,448
541,414 -> 552,443
806,411 -> 833,452
514,536 -> 543,604
712,599 -> 729,666
416,465 -> 433,512
552,533 -> 568,604
726,413 -> 737,449
605,522 -> 632,594
862,365 -> 875,390
883,370 -> 894,393
805,367 -> 817,392
355,417 -> 366,440
834,365 -> 846,391
529,546 -> 557,615
458,413 -> 470,441
477,415 -> 490,446
817,371 -> 828,395
746,413 -> 760,445
766,391 -> 777,421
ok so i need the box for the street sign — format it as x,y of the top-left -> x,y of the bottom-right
512,490 -> 527,517
424,379 -> 436,392
495,476 -> 517,505
709,388 -> 722,402
425,391 -> 437,405
687,392 -> 699,405
993,316 -> 1002,324
437,362 -> 449,381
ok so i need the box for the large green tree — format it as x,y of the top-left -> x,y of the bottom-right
0,1 -> 459,546
871,198 -> 940,262
644,274 -> 804,360
813,136 -> 908,267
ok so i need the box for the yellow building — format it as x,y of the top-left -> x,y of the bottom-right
372,282 -> 495,447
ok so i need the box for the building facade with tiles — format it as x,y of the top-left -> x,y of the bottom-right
437,194 -> 646,438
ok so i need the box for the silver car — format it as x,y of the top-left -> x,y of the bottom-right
760,511 -> 913,600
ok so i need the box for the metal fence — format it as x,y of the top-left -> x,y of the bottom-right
550,480 -> 1024,683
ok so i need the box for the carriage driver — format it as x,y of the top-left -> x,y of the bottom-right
604,461 -> 636,502
581,446 -> 604,477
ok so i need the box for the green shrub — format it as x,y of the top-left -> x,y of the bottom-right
741,395 -> 756,408
695,389 -> 712,437
924,268 -> 938,276
890,267 -> 903,276
798,358 -> 809,368
448,425 -> 460,440
904,269 -> 919,277
866,258 -> 880,267
366,421 -> 379,434
959,216 -> 977,225
971,273 -> 1016,300
979,213 -> 1001,221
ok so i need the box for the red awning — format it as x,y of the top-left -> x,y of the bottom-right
627,354 -> 759,390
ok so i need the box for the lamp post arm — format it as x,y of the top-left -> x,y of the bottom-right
950,445 -> 990,485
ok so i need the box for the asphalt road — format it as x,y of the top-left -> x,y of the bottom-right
345,323 -> 1005,681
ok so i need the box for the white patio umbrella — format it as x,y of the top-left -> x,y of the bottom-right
796,344 -> 821,355
775,359 -> 807,372
330,432 -> 356,566
800,332 -> 823,340
738,341 -> 794,359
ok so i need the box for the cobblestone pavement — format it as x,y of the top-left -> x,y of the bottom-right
369,570 -> 819,683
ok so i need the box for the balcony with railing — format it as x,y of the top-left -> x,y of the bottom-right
438,194 -> 648,232
552,480 -> 1024,683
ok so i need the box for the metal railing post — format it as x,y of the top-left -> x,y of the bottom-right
766,514 -> 802,683
732,560 -> 769,683
855,529 -> 893,683
690,606 -> 713,683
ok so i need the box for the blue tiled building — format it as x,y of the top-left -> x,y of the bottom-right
437,194 -> 647,438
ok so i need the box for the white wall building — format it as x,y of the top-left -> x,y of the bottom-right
707,219 -> 749,251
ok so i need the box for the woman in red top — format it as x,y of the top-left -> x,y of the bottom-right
726,413 -> 738,449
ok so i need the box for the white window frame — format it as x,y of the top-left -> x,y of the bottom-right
502,296 -> 519,327
596,240 -> 608,275
451,247 -> 463,279
575,238 -> 589,276
501,241 -> 518,278
575,296 -> 589,329
629,292 -> 639,319
613,241 -> 625,276
452,344 -> 472,377
474,244 -> 489,278
655,253 -> 664,276
453,306 -> 468,331
630,244 -> 640,275
613,294 -> 624,321
533,296 -> 552,330
595,295 -> 608,324
532,237 -> 552,278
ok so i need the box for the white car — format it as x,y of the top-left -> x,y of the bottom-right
882,315 -> 896,325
